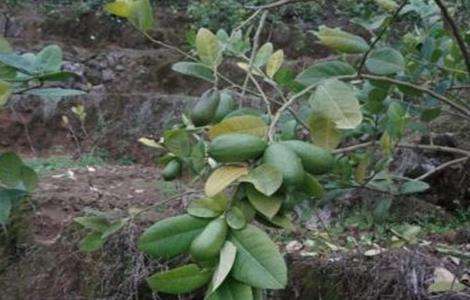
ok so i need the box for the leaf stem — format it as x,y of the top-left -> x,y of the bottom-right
241,10 -> 268,96
357,0 -> 408,75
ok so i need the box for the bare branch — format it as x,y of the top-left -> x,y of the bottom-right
433,0 -> 470,74
415,156 -> 468,180
246,0 -> 310,10
242,10 -> 269,96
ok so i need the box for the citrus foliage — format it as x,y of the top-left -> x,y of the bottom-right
103,0 -> 469,298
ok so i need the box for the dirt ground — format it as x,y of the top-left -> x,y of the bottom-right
0,164 -> 468,299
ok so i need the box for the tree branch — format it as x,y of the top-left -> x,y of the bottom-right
242,10 -> 269,96
246,0 -> 311,10
415,156 -> 468,180
360,74 -> 470,118
433,0 -> 470,74
357,0 -> 408,74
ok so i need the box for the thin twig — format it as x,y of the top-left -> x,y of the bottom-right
247,0 -> 311,10
433,0 -> 470,74
248,74 -> 273,117
357,0 -> 408,74
415,156 -> 468,180
333,141 -> 374,154
242,10 -> 268,96
398,142 -> 470,157
360,74 -> 470,118
333,140 -> 470,157
233,9 -> 262,32
142,31 -> 193,60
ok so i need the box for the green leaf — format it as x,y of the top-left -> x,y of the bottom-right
399,180 -> 430,195
207,278 -> 253,300
35,45 -> 62,73
75,216 -> 111,232
385,102 -> 407,139
246,185 -> 282,219
0,189 -> 25,225
79,232 -> 105,252
296,60 -> 355,86
239,164 -> 283,196
309,79 -> 363,129
35,71 -> 79,82
209,115 -> 268,140
375,0 -> 398,12
254,43 -> 273,68
196,28 -> 221,67
25,88 -> 85,101
0,192 -> 12,225
146,264 -> 212,294
172,62 -> 215,82
205,166 -> 248,197
138,214 -> 210,259
209,241 -> 237,294
303,173 -> 325,198
230,224 -> 287,289
101,219 -> 127,239
0,80 -> 11,107
163,129 -> 191,157
18,165 -> 38,192
0,152 -> 23,187
0,36 -> 12,53
225,207 -> 246,230
104,0 -> 132,17
128,0 -> 154,32
0,52 -> 35,74
420,107 -> 441,122
365,47 -> 404,75
188,195 -> 228,218
265,213 -> 294,230
266,50 -> 284,78
308,114 -> 342,150
314,26 -> 369,54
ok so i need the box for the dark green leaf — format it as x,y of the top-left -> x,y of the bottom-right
207,278 -> 253,300
146,264 -> 212,294
188,195 -> 228,218
172,62 -> 215,82
365,47 -> 404,75
163,129 -> 191,158
239,164 -> 283,196
225,207 -> 246,230
79,232 -> 105,252
230,225 -> 287,289
246,185 -> 282,219
25,88 -> 85,101
138,214 -> 210,259
296,60 -> 355,86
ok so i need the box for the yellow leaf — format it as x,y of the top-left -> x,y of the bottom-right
104,1 -> 132,18
196,28 -> 221,67
205,166 -> 248,197
266,50 -> 284,78
0,80 -> 11,107
308,114 -> 341,149
236,62 -> 264,77
139,137 -> 165,149
208,115 -> 268,140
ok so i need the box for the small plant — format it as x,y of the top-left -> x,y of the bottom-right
0,37 -> 84,225
0,152 -> 37,226
102,0 -> 469,298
